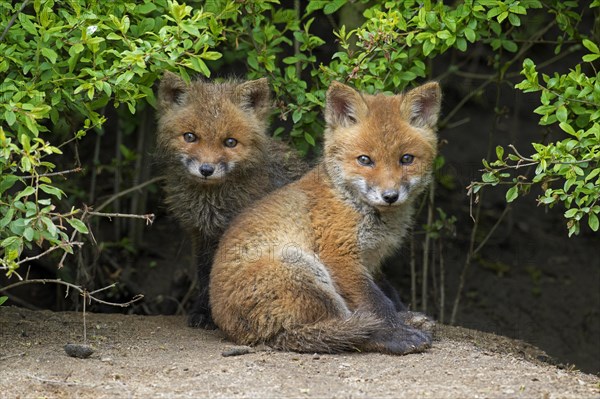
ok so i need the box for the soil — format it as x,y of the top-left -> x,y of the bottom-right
1,306 -> 598,399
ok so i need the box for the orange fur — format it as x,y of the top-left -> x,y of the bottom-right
210,81 -> 441,354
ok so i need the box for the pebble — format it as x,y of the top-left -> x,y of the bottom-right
64,343 -> 94,359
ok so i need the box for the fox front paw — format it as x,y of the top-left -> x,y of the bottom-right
187,311 -> 217,330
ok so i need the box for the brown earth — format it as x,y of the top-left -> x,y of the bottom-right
1,306 -> 598,398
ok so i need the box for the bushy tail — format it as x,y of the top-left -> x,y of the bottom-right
269,312 -> 383,353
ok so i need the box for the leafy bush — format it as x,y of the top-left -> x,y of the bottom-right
1,0 -> 598,312
473,43 -> 600,236
0,0 -> 233,275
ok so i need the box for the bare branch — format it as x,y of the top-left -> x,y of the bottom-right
95,176 -> 163,213
0,278 -> 144,308
16,242 -> 84,266
86,211 -> 155,225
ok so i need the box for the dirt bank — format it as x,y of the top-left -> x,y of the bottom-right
0,306 -> 598,398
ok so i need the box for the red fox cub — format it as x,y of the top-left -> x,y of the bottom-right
155,72 -> 306,328
210,81 -> 441,354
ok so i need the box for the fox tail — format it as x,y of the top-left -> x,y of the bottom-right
269,312 -> 383,353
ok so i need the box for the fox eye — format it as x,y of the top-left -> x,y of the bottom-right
400,154 -> 414,165
357,155 -> 373,166
183,132 -> 197,143
224,138 -> 238,148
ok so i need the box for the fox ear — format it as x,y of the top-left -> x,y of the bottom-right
235,78 -> 271,119
325,81 -> 368,128
158,71 -> 188,112
400,82 -> 442,130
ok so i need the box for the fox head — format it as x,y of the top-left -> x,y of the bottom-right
155,72 -> 272,184
323,81 -> 441,210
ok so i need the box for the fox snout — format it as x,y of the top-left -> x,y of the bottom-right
381,189 -> 400,204
181,155 -> 232,182
356,178 -> 423,208
199,163 -> 215,177
373,185 -> 409,207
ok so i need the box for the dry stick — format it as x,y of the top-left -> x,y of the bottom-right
0,0 -> 29,43
16,242 -> 84,266
95,176 -> 163,213
18,167 -> 82,180
439,239 -> 445,324
86,211 -> 155,225
83,290 -> 87,344
451,73 -> 504,325
0,278 -> 144,308
0,352 -> 26,361
410,237 -> 417,310
421,182 -> 435,313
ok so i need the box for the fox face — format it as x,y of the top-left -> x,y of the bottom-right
323,81 -> 441,210
156,72 -> 271,184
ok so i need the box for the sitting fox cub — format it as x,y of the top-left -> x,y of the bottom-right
210,81 -> 441,354
155,72 -> 306,328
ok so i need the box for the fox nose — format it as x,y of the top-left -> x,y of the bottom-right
382,190 -> 399,204
199,164 -> 215,177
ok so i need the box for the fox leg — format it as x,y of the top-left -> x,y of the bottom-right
331,271 -> 432,355
188,236 -> 217,329
213,251 -> 382,353
374,276 -> 436,333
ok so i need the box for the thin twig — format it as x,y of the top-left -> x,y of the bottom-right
508,144 -> 535,162
421,183 -> 435,313
0,278 -> 144,308
0,0 -> 30,43
18,168 -> 82,180
95,176 -> 163,213
473,206 -> 511,256
16,242 -> 84,266
86,210 -> 155,225
0,352 -> 26,361
410,236 -> 417,310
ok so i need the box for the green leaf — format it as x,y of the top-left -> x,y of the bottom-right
304,132 -> 315,146
41,47 -> 58,64
324,0 -> 347,15
189,57 -> 211,77
582,54 -> 600,62
0,175 -> 20,195
589,213 -> 599,231
559,122 -> 576,136
23,226 -> 35,241
67,218 -> 89,234
556,105 -> 568,123
582,39 -> 600,54
564,208 -> 578,218
39,184 -> 64,199
14,186 -> 35,201
0,296 -> 7,306
464,28 -> 476,42
137,2 -> 157,14
506,186 -> 518,203
495,145 -> 504,160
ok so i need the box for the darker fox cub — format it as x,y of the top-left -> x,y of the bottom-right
155,72 -> 306,328
210,81 -> 441,354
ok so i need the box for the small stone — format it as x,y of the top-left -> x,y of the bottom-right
64,343 -> 94,359
221,346 -> 254,357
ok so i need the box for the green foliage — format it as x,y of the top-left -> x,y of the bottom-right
1,0 -> 597,279
0,0 -> 233,273
473,39 -> 600,236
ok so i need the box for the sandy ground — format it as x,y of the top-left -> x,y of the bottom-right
0,306 -> 598,399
